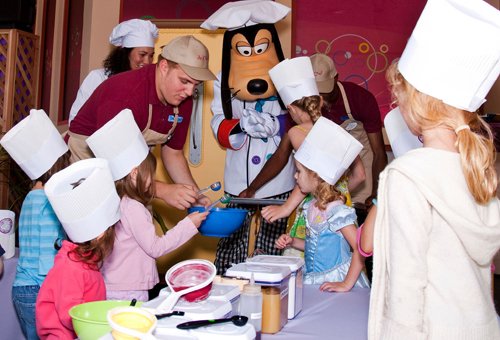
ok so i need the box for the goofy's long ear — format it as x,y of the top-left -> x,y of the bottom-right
221,30 -> 234,120
266,23 -> 286,111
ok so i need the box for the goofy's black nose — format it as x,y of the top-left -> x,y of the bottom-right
247,79 -> 268,95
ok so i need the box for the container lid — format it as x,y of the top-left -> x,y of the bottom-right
246,255 -> 305,272
225,263 -> 291,284
209,284 -> 241,303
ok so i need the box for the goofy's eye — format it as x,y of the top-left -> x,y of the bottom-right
237,46 -> 252,57
254,42 -> 269,55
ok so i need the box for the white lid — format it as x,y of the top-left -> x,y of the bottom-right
154,317 -> 256,340
109,19 -> 158,48
246,255 -> 305,272
209,284 -> 241,303
225,262 -> 291,283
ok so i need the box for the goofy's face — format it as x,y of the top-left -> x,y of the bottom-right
228,28 -> 280,101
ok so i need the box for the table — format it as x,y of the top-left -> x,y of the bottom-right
263,286 -> 370,340
0,249 -> 26,340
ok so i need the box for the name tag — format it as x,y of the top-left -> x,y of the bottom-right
168,115 -> 183,123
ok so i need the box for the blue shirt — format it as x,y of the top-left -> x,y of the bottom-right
13,190 -> 66,287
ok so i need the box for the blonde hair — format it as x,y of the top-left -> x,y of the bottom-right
386,62 -> 497,204
302,166 -> 345,210
291,95 -> 322,123
115,152 -> 157,205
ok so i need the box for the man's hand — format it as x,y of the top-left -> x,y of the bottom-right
155,181 -> 198,210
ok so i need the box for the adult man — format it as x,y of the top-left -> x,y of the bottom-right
311,53 -> 388,214
68,35 -> 216,209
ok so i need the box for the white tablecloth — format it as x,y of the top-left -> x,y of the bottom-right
263,286 -> 370,340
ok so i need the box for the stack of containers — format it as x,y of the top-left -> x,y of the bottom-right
225,262 -> 291,334
246,255 -> 304,319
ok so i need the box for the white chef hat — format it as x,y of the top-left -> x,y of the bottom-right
269,57 -> 319,107
45,158 -> 120,243
201,0 -> 290,31
86,109 -> 148,181
0,210 -> 15,259
384,107 -> 422,158
398,0 -> 500,112
295,117 -> 363,185
0,109 -> 68,180
109,19 -> 159,48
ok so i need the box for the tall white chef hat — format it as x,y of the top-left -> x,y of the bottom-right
86,109 -> 148,181
398,0 -> 500,112
0,109 -> 68,180
383,107 -> 422,158
201,0 -> 290,31
295,117 -> 363,185
109,19 -> 159,48
269,57 -> 319,107
45,158 -> 120,243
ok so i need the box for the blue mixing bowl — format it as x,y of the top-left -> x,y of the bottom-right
188,206 -> 248,237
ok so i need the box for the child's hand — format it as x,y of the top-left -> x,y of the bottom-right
319,281 -> 352,293
187,211 -> 209,228
262,205 -> 289,223
275,234 -> 293,249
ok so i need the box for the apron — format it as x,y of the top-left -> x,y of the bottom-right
68,105 -> 179,164
337,82 -> 374,204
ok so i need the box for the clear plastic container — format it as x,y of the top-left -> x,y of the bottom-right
239,274 -> 262,340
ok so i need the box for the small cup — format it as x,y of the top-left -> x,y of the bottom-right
107,307 -> 157,340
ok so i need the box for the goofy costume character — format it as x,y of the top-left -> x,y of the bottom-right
202,0 -> 295,274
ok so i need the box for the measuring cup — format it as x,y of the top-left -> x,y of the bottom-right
154,259 -> 216,314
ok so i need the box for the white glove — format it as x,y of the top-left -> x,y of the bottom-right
239,108 -> 280,138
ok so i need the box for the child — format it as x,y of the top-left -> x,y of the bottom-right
276,116 -> 370,291
0,109 -> 69,340
247,57 -> 365,258
368,0 -> 500,338
86,109 -> 209,301
36,158 -> 120,339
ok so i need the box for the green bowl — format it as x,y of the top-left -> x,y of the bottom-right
69,300 -> 143,340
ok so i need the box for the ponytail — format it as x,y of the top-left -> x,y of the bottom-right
455,115 -> 497,204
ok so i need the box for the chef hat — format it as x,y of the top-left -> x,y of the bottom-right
310,53 -> 338,93
295,117 -> 363,185
201,0 -> 290,31
161,36 -> 216,81
0,109 -> 68,180
86,109 -> 148,181
269,57 -> 319,107
384,107 -> 422,158
398,0 -> 500,112
0,210 -> 15,259
109,19 -> 159,48
45,158 -> 120,243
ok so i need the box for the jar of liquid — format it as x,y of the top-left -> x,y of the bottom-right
239,274 -> 262,340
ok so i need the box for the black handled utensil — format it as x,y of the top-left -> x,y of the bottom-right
176,315 -> 248,330
129,298 -> 137,307
155,310 -> 185,320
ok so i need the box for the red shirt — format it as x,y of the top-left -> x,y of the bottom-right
36,241 -> 106,340
69,64 -> 193,150
321,81 -> 382,133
